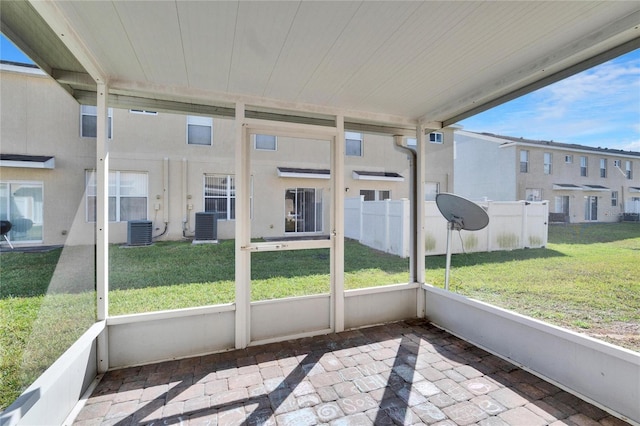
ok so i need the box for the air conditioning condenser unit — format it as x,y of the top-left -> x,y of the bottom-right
127,220 -> 153,246
194,212 -> 218,243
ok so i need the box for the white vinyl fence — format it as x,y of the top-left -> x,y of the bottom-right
345,197 -> 549,258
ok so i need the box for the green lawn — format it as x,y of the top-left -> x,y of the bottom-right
1,222 -> 638,410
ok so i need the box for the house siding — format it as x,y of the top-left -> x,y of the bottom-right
455,130 -> 640,223
1,64 -> 456,246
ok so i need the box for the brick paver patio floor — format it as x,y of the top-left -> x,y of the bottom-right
72,319 -> 630,425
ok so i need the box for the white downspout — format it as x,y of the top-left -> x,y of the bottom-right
163,158 -> 169,224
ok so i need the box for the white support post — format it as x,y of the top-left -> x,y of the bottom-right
415,125 -> 427,316
96,83 -> 109,372
235,104 -> 251,349
332,116 -> 345,332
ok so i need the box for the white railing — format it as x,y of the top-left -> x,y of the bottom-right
345,197 -> 549,257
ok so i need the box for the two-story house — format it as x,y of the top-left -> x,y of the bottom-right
454,130 -> 640,223
1,62 -> 454,247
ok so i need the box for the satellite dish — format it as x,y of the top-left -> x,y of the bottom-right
435,193 -> 489,290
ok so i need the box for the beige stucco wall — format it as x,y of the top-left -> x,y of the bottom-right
516,145 -> 638,223
1,68 -> 96,246
2,66 -> 431,245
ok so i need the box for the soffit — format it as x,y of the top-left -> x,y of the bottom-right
2,1 -> 639,130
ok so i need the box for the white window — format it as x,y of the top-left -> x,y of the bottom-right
565,155 -> 573,164
429,132 -> 443,144
81,105 -> 112,138
580,156 -> 588,177
600,158 -> 607,178
520,150 -> 529,173
285,188 -> 323,233
360,190 -> 390,201
204,175 -> 235,220
613,160 -> 621,168
525,188 -> 542,201
345,132 -> 363,157
187,115 -> 213,145
544,152 -> 552,175
555,195 -> 569,214
0,181 -> 43,242
625,161 -> 633,180
611,191 -> 618,207
254,134 -> 277,151
86,171 -> 148,222
425,182 -> 440,201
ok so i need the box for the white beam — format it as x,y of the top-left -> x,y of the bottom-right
95,83 -> 109,372
235,104 -> 251,349
415,125 -> 427,317
108,79 -> 418,130
332,116 -> 346,333
27,0 -> 107,84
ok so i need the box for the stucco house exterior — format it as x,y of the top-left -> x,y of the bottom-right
0,61 -> 454,247
454,130 -> 640,223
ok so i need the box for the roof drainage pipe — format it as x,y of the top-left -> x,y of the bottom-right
393,135 -> 418,283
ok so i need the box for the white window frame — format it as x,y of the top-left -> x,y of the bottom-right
0,180 -> 44,243
613,159 -> 621,168
565,155 -> 573,164
611,191 -> 618,207
525,188 -> 542,202
203,174 -> 236,220
254,134 -> 277,151
425,182 -> 440,201
520,150 -> 529,173
625,160 -> 633,180
544,152 -> 552,175
81,105 -> 113,138
85,170 -> 148,222
554,195 -> 569,214
187,115 -> 213,146
600,158 -> 607,178
285,188 -> 323,234
345,132 -> 363,157
429,132 -> 443,144
360,189 -> 391,201
580,156 -> 588,177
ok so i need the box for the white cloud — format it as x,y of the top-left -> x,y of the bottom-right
459,50 -> 640,152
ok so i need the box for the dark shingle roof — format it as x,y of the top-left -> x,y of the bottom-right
475,132 -> 640,157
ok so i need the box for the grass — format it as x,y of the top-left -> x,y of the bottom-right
425,223 -> 640,339
1,222 -> 638,410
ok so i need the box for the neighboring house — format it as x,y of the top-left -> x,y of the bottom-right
454,130 -> 640,223
0,62 -> 454,246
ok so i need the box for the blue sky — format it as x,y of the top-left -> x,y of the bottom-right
2,35 -> 638,152
458,49 -> 640,152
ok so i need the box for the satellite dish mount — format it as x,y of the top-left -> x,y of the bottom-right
435,193 -> 489,291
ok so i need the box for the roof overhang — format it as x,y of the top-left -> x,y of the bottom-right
629,187 -> 640,193
352,171 -> 404,182
553,184 -> 612,191
1,1 -> 639,132
277,167 -> 330,180
553,184 -> 583,190
583,185 -> 611,192
0,154 -> 55,169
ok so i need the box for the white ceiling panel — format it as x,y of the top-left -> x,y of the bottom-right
112,1 -> 188,86
227,1 -> 300,95
58,1 -> 146,82
262,1 -> 362,101
176,1 -> 238,92
2,0 -> 638,129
